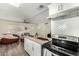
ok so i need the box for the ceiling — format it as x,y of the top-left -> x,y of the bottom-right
19,3 -> 50,24
0,3 -> 50,24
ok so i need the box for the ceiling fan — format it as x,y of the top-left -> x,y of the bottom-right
22,19 -> 35,24
23,20 -> 30,23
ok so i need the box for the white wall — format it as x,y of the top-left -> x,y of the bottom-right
24,22 -> 51,37
0,20 -> 25,35
36,22 -> 51,37
0,19 -> 39,37
23,23 -> 37,35
0,19 -> 51,38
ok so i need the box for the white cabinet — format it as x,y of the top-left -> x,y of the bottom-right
24,38 -> 41,56
33,42 -> 41,56
48,3 -> 59,16
48,3 -> 79,16
61,3 -> 79,11
43,48 -> 52,56
24,38 -> 33,55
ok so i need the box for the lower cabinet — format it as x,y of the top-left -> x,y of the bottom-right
33,42 -> 41,56
24,38 -> 41,56
43,48 -> 52,56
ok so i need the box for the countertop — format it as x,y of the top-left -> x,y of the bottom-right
24,36 -> 49,45
42,41 -> 78,56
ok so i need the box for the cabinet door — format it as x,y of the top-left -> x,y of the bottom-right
24,38 -> 33,55
24,38 -> 42,56
62,3 -> 79,11
24,38 -> 28,51
28,40 -> 33,55
43,48 -> 52,56
33,42 -> 41,56
48,3 -> 79,16
48,3 -> 59,16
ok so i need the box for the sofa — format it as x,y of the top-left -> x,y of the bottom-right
0,34 -> 20,44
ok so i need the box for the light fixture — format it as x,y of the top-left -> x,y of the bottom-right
8,3 -> 20,7
37,5 -> 45,10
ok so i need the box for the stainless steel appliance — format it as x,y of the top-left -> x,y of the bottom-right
51,38 -> 79,56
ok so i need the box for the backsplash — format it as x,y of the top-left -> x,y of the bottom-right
52,34 -> 79,42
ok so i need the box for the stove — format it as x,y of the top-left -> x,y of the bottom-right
51,38 -> 79,56
51,44 -> 77,56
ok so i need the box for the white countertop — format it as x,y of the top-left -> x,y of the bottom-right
24,36 -> 49,45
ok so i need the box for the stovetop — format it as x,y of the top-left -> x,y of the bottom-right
42,41 -> 78,56
51,44 -> 78,56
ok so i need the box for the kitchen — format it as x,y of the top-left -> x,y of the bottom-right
24,3 -> 79,56
0,3 -> 79,56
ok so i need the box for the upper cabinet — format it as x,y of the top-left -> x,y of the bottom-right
48,3 -> 79,16
62,3 -> 79,11
48,3 -> 59,16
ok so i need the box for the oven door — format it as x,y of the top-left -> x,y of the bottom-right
51,53 -> 59,56
43,48 -> 70,56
